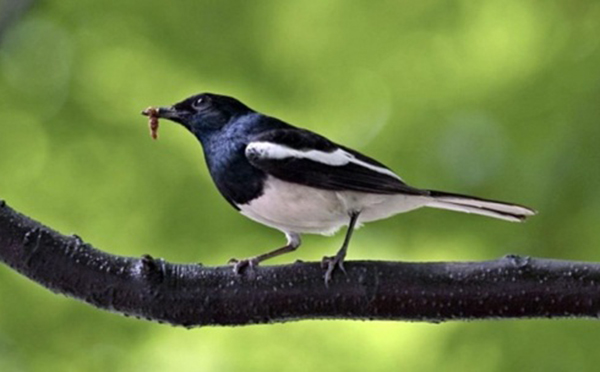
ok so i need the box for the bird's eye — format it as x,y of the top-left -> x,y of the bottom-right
192,97 -> 208,110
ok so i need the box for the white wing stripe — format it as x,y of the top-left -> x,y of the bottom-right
247,142 -> 402,180
348,155 -> 403,181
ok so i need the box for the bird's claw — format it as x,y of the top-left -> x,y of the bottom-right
321,253 -> 347,286
228,257 -> 259,274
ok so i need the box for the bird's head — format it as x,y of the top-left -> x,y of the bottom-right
143,93 -> 253,135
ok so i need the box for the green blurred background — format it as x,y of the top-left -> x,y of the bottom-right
1,0 -> 600,371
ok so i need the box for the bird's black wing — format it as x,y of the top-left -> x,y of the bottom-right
245,128 -> 427,196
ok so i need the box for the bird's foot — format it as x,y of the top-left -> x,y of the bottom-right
321,251 -> 347,286
228,257 -> 259,274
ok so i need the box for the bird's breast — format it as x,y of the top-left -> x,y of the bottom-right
237,176 -> 351,235
203,140 -> 266,207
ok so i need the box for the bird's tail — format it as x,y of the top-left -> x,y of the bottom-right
425,190 -> 536,222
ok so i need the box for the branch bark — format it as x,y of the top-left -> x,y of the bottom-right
0,199 -> 599,327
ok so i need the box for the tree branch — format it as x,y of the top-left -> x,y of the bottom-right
0,199 -> 599,327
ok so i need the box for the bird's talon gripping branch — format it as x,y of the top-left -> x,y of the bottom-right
338,260 -> 346,275
229,258 -> 259,274
322,254 -> 347,285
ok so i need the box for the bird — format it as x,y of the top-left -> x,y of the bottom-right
142,93 -> 536,283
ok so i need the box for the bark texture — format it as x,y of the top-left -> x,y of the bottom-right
1,200 -> 598,327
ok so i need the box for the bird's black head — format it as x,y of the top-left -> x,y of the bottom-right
144,93 -> 253,135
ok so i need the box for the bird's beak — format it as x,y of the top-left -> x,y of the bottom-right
141,106 -> 181,120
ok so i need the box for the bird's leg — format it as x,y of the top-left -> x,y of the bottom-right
323,211 -> 360,285
229,233 -> 301,274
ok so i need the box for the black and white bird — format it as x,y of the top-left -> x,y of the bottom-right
143,93 -> 536,282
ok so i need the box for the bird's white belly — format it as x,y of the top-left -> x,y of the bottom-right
238,176 -> 429,235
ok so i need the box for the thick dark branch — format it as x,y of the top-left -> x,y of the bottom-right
0,200 -> 599,327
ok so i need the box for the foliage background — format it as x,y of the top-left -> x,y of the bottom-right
1,0 -> 599,371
